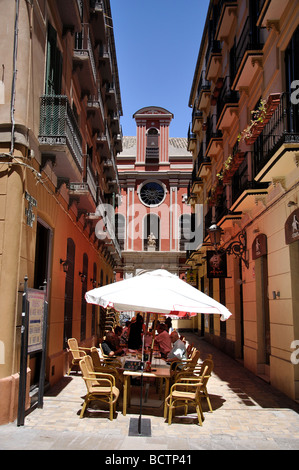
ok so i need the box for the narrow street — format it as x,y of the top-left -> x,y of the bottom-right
1,333 -> 299,451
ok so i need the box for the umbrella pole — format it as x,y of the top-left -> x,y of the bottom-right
149,318 -> 157,363
128,333 -> 151,437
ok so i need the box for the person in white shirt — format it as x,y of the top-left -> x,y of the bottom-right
166,330 -> 187,363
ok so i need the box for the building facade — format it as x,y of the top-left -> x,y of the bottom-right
0,0 -> 122,424
187,0 -> 299,400
116,107 -> 193,296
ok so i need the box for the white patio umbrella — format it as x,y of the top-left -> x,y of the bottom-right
85,268 -> 232,321
85,269 -> 231,436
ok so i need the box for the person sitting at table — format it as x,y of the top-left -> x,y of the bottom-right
120,320 -> 130,345
166,330 -> 187,363
128,313 -> 143,350
154,323 -> 172,358
102,331 -> 125,356
114,325 -> 123,348
144,329 -> 153,349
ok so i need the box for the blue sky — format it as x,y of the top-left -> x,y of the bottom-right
110,0 -> 209,138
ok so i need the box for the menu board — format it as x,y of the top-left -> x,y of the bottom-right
27,289 -> 46,353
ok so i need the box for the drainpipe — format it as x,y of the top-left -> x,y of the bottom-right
10,0 -> 20,155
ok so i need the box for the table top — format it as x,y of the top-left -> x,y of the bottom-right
123,365 -> 171,379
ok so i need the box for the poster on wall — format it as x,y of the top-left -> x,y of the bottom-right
27,288 -> 46,353
207,250 -> 227,278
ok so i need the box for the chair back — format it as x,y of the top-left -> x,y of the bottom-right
198,358 -> 214,389
91,347 -> 105,369
79,356 -> 97,392
190,348 -> 201,364
68,338 -> 80,360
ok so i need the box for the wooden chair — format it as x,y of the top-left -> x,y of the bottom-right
186,343 -> 194,359
79,356 -> 120,420
98,342 -> 122,367
164,358 -> 214,425
67,338 -> 91,375
90,347 -> 123,387
171,348 -> 201,381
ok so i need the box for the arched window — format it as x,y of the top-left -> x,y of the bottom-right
146,128 -> 159,163
144,213 -> 160,251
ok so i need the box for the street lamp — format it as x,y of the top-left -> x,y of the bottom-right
207,222 -> 249,268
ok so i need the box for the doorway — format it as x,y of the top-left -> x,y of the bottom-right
255,254 -> 271,376
30,219 -> 52,396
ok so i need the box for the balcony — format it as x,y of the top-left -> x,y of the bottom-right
216,76 -> 239,131
114,126 -> 123,154
96,123 -> 112,159
99,41 -> 113,82
187,124 -> 197,152
191,107 -> 203,134
231,16 -> 264,91
205,40 -> 222,81
257,0 -> 287,29
87,83 -> 105,134
68,160 -> 98,214
253,92 -> 299,183
196,71 -> 211,111
229,152 -> 269,213
105,79 -> 117,112
215,0 -> 238,41
39,95 -> 83,182
89,0 -> 107,44
56,0 -> 82,33
96,196 -> 122,259
205,114 -> 223,157
73,24 -> 97,94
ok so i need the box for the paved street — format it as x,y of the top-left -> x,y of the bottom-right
1,333 -> 299,451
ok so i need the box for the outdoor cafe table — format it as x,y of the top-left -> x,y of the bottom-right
121,356 -> 171,416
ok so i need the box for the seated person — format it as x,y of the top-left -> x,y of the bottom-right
120,320 -> 130,345
114,325 -> 123,348
166,330 -> 187,364
144,329 -> 153,349
154,323 -> 172,358
102,331 -> 124,356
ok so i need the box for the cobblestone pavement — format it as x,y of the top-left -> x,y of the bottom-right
1,333 -> 299,451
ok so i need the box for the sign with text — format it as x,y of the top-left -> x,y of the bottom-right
27,289 -> 46,353
207,251 -> 227,278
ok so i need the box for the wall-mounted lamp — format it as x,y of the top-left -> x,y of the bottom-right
272,291 -> 280,300
60,259 -> 69,273
287,200 -> 297,207
207,222 -> 249,268
79,272 -> 87,283
90,278 -> 97,288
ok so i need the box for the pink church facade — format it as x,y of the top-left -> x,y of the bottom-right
115,107 -> 193,280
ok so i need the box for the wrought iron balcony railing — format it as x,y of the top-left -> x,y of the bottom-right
253,92 -> 299,178
39,95 -> 83,171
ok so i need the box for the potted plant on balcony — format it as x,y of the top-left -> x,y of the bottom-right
237,93 -> 281,145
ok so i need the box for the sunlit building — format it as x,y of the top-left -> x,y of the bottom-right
187,0 -> 299,400
0,0 -> 122,424
116,106 -> 193,292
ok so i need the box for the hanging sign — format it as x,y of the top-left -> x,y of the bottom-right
285,208 -> 299,245
207,251 -> 227,278
252,234 -> 267,260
